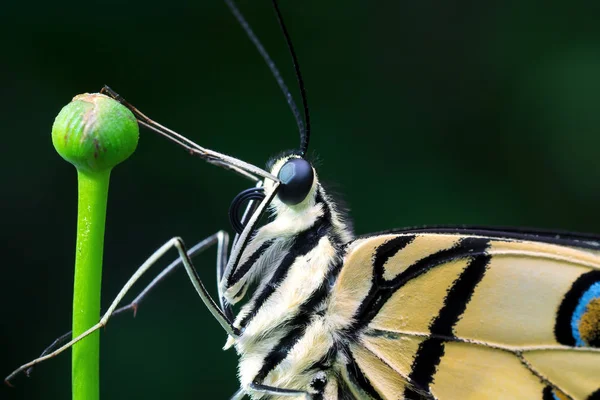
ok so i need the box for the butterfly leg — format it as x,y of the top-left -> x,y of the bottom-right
229,388 -> 246,400
23,231 -> 230,377
229,370 -> 316,398
5,233 -> 236,385
249,382 -> 311,399
110,231 -> 229,321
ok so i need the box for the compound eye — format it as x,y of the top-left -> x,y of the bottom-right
276,158 -> 314,205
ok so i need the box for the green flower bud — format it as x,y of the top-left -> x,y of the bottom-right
52,93 -> 139,173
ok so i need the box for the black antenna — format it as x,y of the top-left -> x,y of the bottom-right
223,0 -> 311,157
270,0 -> 311,157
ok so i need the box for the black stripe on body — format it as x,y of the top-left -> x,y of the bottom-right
337,374 -> 359,400
555,270 -> 600,346
229,239 -> 275,286
315,188 -> 346,247
238,218 -> 329,329
404,253 -> 491,398
348,237 -> 490,333
239,194 -> 333,329
590,388 -> 600,400
254,257 -> 344,383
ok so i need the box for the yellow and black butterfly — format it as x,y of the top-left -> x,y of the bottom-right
6,0 -> 600,399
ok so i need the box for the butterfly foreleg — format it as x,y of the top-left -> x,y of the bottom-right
5,231 -> 235,385
248,382 -> 311,400
110,231 -> 230,322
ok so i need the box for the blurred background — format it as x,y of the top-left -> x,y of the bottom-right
2,0 -> 600,398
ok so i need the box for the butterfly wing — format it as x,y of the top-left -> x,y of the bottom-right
327,229 -> 600,400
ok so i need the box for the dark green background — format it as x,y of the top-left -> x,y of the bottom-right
3,0 -> 600,399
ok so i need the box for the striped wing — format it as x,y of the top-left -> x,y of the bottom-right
328,229 -> 600,400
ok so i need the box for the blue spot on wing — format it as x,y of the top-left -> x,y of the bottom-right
572,281 -> 600,347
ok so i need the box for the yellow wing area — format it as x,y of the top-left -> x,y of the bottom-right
328,231 -> 600,400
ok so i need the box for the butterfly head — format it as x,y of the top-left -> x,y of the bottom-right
219,153 -> 323,304
267,154 -> 316,208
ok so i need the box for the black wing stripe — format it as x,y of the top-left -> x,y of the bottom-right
387,237 -> 490,290
372,235 -> 416,279
357,225 -> 600,250
350,237 -> 489,332
345,348 -> 383,400
404,251 -> 491,398
345,235 -> 416,333
404,337 -> 445,400
429,253 -> 491,337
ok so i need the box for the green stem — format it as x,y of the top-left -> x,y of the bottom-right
72,169 -> 111,400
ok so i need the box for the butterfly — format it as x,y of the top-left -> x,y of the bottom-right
6,0 -> 600,399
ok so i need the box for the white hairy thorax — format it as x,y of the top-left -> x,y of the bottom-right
221,156 -> 354,398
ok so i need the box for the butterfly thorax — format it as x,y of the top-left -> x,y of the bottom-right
222,157 -> 353,397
